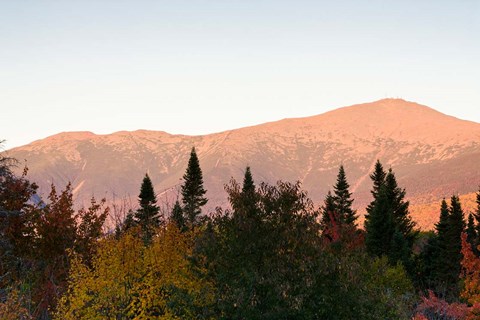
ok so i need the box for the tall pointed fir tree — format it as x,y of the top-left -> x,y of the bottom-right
134,173 -> 160,244
432,199 -> 451,292
320,190 -> 336,230
367,160 -> 387,209
364,163 -> 416,266
365,185 -> 396,258
170,200 -> 186,232
181,147 -> 208,228
384,169 -> 416,249
474,188 -> 480,247
239,166 -> 257,216
466,213 -> 477,248
445,195 -> 465,296
331,165 -> 357,227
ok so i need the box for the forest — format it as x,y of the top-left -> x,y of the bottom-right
1,145 -> 480,319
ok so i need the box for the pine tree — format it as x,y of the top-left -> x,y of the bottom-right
170,200 -> 185,232
364,165 -> 416,266
239,166 -> 257,216
134,174 -> 160,244
435,199 -> 450,252
432,195 -> 466,298
431,199 -> 450,292
466,213 -> 477,248
181,147 -> 207,228
446,195 -> 465,287
474,188 -> 480,243
366,160 -> 387,216
320,191 -> 336,229
365,185 -> 396,257
332,165 -> 357,226
384,169 -> 416,249
241,166 -> 255,197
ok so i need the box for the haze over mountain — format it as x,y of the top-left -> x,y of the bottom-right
7,99 -> 480,229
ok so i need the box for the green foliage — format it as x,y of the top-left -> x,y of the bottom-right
466,213 -> 477,249
181,147 -> 207,228
365,185 -> 396,257
198,174 -> 415,319
170,200 -> 186,232
134,174 -> 161,244
332,164 -> 357,226
427,196 -> 466,299
364,163 -> 417,268
366,160 -> 387,214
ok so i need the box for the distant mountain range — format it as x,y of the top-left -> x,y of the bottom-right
7,99 -> 480,229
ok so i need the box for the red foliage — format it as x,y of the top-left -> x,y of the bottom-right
415,290 -> 470,319
322,210 -> 364,250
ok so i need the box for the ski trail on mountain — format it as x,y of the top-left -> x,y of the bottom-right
351,147 -> 386,193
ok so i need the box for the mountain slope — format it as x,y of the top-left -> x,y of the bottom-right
7,99 -> 480,229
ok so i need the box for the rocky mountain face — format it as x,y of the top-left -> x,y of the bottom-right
7,99 -> 480,229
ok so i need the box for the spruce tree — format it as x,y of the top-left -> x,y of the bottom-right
332,165 -> 357,226
320,191 -> 336,230
135,174 -> 160,244
366,160 -> 387,216
432,199 -> 450,292
241,166 -> 255,197
466,213 -> 477,247
445,195 -> 465,289
384,169 -> 416,249
364,164 -> 416,266
239,166 -> 257,216
432,195 -> 465,298
475,188 -> 480,241
435,199 -> 450,251
365,185 -> 396,257
171,200 -> 186,231
181,147 -> 207,228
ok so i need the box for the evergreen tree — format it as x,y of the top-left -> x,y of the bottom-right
445,195 -> 465,292
466,213 -> 477,248
431,199 -> 450,292
134,174 -> 160,244
475,188 -> 480,243
435,199 -> 450,255
241,166 -> 255,198
384,169 -> 416,249
170,200 -> 186,232
121,209 -> 136,233
320,191 -> 336,230
181,147 -> 207,228
364,164 -> 416,266
332,165 -> 357,226
366,160 -> 387,215
365,185 -> 396,258
432,195 -> 466,298
238,166 -> 257,217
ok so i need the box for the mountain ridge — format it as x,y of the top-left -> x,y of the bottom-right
6,99 -> 480,229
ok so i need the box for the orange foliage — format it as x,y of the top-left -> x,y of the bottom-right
461,232 -> 480,305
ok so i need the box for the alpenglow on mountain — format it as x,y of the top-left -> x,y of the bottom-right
8,99 -> 480,229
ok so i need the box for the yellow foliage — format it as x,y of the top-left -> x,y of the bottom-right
55,223 -> 214,319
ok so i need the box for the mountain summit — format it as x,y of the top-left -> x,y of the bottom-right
8,99 -> 480,229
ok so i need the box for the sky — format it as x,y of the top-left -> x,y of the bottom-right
1,1 -> 479,150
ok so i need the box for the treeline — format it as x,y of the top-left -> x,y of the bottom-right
1,146 -> 480,319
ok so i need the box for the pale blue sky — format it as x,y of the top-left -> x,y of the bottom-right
1,1 -> 479,149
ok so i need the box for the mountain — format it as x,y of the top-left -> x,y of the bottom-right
6,99 -> 480,229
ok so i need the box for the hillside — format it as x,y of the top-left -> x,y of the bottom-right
7,99 -> 480,229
